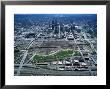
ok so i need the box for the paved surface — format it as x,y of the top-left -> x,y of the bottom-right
15,66 -> 96,76
16,50 -> 28,75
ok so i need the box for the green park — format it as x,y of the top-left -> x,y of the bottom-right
33,49 -> 81,62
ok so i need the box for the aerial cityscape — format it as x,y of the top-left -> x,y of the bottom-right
14,14 -> 97,76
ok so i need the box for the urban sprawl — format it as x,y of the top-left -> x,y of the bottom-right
14,14 -> 97,76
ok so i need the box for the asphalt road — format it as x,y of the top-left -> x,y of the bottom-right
14,66 -> 97,76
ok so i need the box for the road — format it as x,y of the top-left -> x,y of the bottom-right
15,66 -> 96,76
16,33 -> 44,75
16,50 -> 28,75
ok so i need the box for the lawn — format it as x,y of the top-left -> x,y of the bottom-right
33,49 -> 81,62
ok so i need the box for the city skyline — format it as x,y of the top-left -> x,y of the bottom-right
14,14 -> 97,76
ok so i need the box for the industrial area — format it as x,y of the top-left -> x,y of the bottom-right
14,14 -> 97,76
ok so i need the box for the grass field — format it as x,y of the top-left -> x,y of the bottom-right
33,49 -> 81,62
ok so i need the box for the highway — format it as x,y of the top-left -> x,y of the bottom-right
16,50 -> 28,75
16,33 -> 44,75
82,31 -> 97,65
68,33 -> 93,76
82,32 -> 96,53
15,66 -> 95,76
